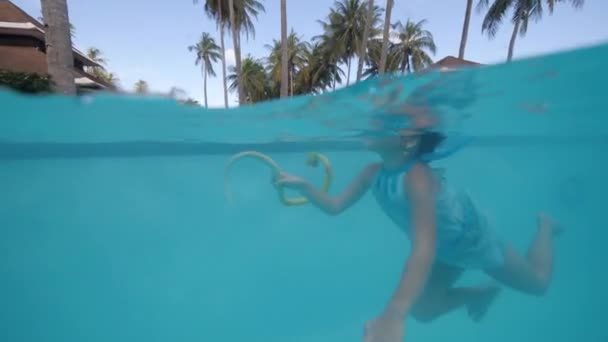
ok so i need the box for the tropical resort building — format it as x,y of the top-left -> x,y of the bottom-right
0,0 -> 113,93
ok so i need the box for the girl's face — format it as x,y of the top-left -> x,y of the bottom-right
363,125 -> 422,157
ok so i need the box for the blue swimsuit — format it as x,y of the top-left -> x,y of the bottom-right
371,161 -> 505,270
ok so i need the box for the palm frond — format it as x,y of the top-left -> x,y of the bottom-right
481,0 -> 514,38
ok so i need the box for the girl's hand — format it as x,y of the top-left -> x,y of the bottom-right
363,314 -> 405,342
273,172 -> 308,191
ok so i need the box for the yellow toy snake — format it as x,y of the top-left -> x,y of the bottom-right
224,151 -> 333,206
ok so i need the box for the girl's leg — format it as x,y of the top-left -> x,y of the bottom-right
411,263 -> 500,323
484,213 -> 560,296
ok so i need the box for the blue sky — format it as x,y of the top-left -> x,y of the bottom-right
13,0 -> 608,107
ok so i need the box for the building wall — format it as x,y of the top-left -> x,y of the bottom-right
0,44 -> 48,75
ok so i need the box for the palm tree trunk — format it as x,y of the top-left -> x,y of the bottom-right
217,0 -> 228,108
235,34 -> 244,103
228,0 -> 244,105
507,18 -> 520,62
280,0 -> 288,98
458,0 -> 473,59
356,0 -> 374,82
379,0 -> 393,74
346,57 -> 351,86
203,66 -> 208,109
333,70 -> 337,91
41,0 -> 76,95
290,66 -> 294,96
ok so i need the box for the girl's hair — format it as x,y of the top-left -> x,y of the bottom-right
416,131 -> 446,157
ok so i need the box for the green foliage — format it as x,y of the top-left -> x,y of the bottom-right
0,70 -> 54,94
134,80 -> 149,94
85,47 -> 120,88
189,32 -> 221,77
181,98 -> 201,106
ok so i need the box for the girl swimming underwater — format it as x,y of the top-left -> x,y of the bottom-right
274,129 -> 561,342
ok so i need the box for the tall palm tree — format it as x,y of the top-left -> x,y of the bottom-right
198,0 -> 264,106
392,19 -> 436,73
227,56 -> 269,104
265,31 -> 308,97
295,42 -> 337,94
40,0 -> 75,94
312,35 -> 346,91
315,16 -> 345,90
196,0 -> 229,108
379,0 -> 393,74
188,32 -> 221,108
363,39 -> 400,77
280,0 -> 288,98
227,0 -> 244,104
356,0 -> 375,82
458,0 -> 474,58
324,0 -> 368,86
478,0 -> 584,61
134,80 -> 149,94
216,0 -> 228,108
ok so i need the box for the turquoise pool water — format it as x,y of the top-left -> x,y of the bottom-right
1,44 -> 607,342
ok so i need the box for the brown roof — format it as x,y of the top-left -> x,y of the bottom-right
429,56 -> 482,70
0,0 -> 113,90
0,0 -> 44,30
0,0 -> 100,68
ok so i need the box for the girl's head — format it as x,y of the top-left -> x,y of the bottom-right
365,129 -> 446,162
415,131 -> 446,157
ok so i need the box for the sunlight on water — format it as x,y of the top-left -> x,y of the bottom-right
1,44 -> 607,342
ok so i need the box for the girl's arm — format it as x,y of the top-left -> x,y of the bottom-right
382,162 -> 437,319
280,163 -> 381,216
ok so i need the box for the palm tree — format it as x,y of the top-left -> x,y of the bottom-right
198,0 -> 264,107
363,39 -> 400,77
356,0 -> 375,82
227,56 -> 269,104
85,47 -> 108,80
195,0 -> 229,108
311,35 -> 346,91
86,47 -> 107,66
392,19 -> 436,73
280,0 -> 288,98
84,47 -> 119,88
227,0 -> 244,104
216,0 -> 228,108
294,42 -> 336,94
203,0 -> 265,105
478,0 -> 584,62
379,0 -> 393,74
323,0 -> 369,86
104,73 -> 119,87
315,17 -> 345,90
40,0 -> 75,94
134,80 -> 149,94
183,98 -> 201,106
265,31 -> 308,97
458,0 -> 474,58
188,32 -> 221,108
